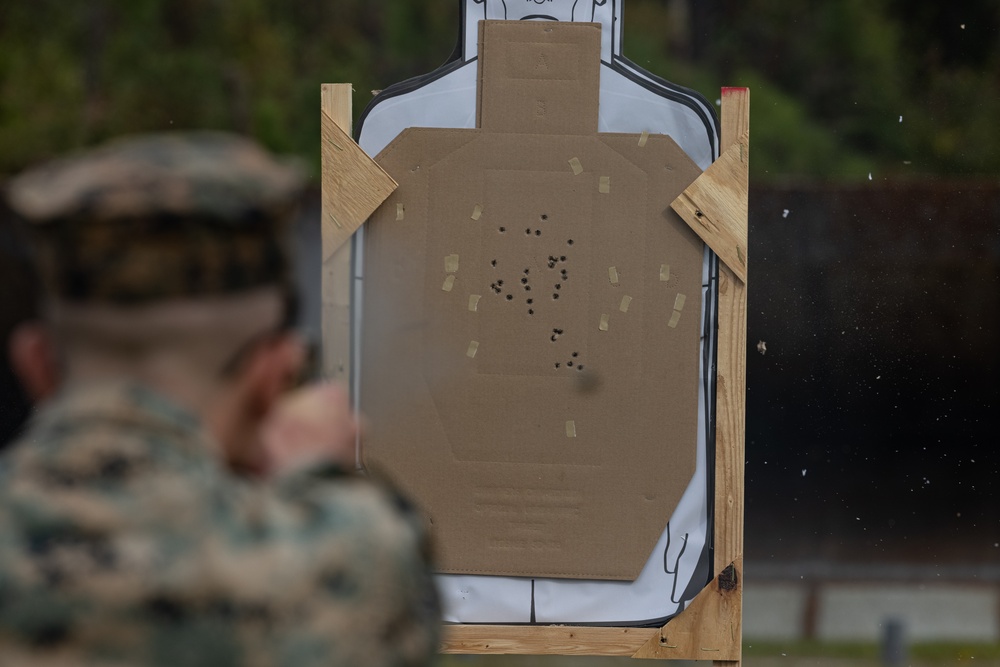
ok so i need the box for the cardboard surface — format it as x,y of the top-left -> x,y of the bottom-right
361,21 -> 705,581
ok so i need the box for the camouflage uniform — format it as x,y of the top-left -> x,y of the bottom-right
0,133 -> 441,666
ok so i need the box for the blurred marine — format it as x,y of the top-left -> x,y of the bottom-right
0,133 -> 440,666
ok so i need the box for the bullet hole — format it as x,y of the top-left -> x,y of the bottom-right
528,309 -> 534,315
560,256 -> 567,262
553,293 -> 560,300
567,239 -> 574,246
527,299 -> 533,304
577,365 -> 584,371
541,214 -> 548,221
491,259 -> 497,267
568,361 -> 574,367
572,352 -> 578,358
548,261 -> 557,269
524,268 -> 530,275
490,283 -> 496,290
555,363 -> 561,368
555,284 -> 561,290
506,295 -> 513,301
521,277 -> 528,284
499,227 -> 506,233
525,228 -> 532,235
554,329 -> 564,334
551,335 -> 558,342
497,280 -> 504,287
535,230 -> 541,236
524,285 -> 531,291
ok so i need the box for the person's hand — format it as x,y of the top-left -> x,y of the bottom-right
260,382 -> 360,477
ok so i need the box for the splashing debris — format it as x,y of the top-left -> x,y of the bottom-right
782,209 -> 790,218
757,340 -> 767,355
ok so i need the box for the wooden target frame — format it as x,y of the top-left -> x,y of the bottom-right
320,83 -> 748,664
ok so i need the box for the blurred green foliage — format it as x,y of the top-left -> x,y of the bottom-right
1,0 -> 997,182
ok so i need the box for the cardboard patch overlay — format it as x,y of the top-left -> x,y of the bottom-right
361,22 -> 705,582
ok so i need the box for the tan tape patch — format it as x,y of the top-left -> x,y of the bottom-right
442,275 -> 456,292
599,313 -> 610,331
468,294 -> 481,312
599,176 -> 610,194
638,130 -> 649,148
674,293 -> 687,312
467,341 -> 479,358
566,420 -> 577,438
619,295 -> 632,313
568,157 -> 584,175
660,264 -> 671,282
396,203 -> 405,221
608,266 -> 619,285
445,254 -> 460,273
668,311 -> 682,329
471,204 -> 483,221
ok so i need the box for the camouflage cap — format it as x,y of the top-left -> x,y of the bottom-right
5,132 -> 306,304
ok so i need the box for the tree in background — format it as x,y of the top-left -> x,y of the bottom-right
1,0 -> 998,181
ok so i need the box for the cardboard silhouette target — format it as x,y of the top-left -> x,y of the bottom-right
351,0 -> 722,627
363,21 -> 705,582
358,0 -> 719,170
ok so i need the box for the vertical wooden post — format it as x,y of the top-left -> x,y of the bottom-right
712,86 -> 749,667
320,84 -> 354,383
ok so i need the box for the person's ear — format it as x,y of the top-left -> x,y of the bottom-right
9,322 -> 60,402
238,333 -> 307,417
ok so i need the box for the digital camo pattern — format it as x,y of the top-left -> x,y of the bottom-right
0,383 -> 441,667
6,132 -> 304,225
4,132 -> 305,303
29,214 -> 295,303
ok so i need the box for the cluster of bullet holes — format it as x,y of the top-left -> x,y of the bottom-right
546,254 -> 570,300
485,223 -> 587,374
554,351 -> 584,372
490,213 -> 575,314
